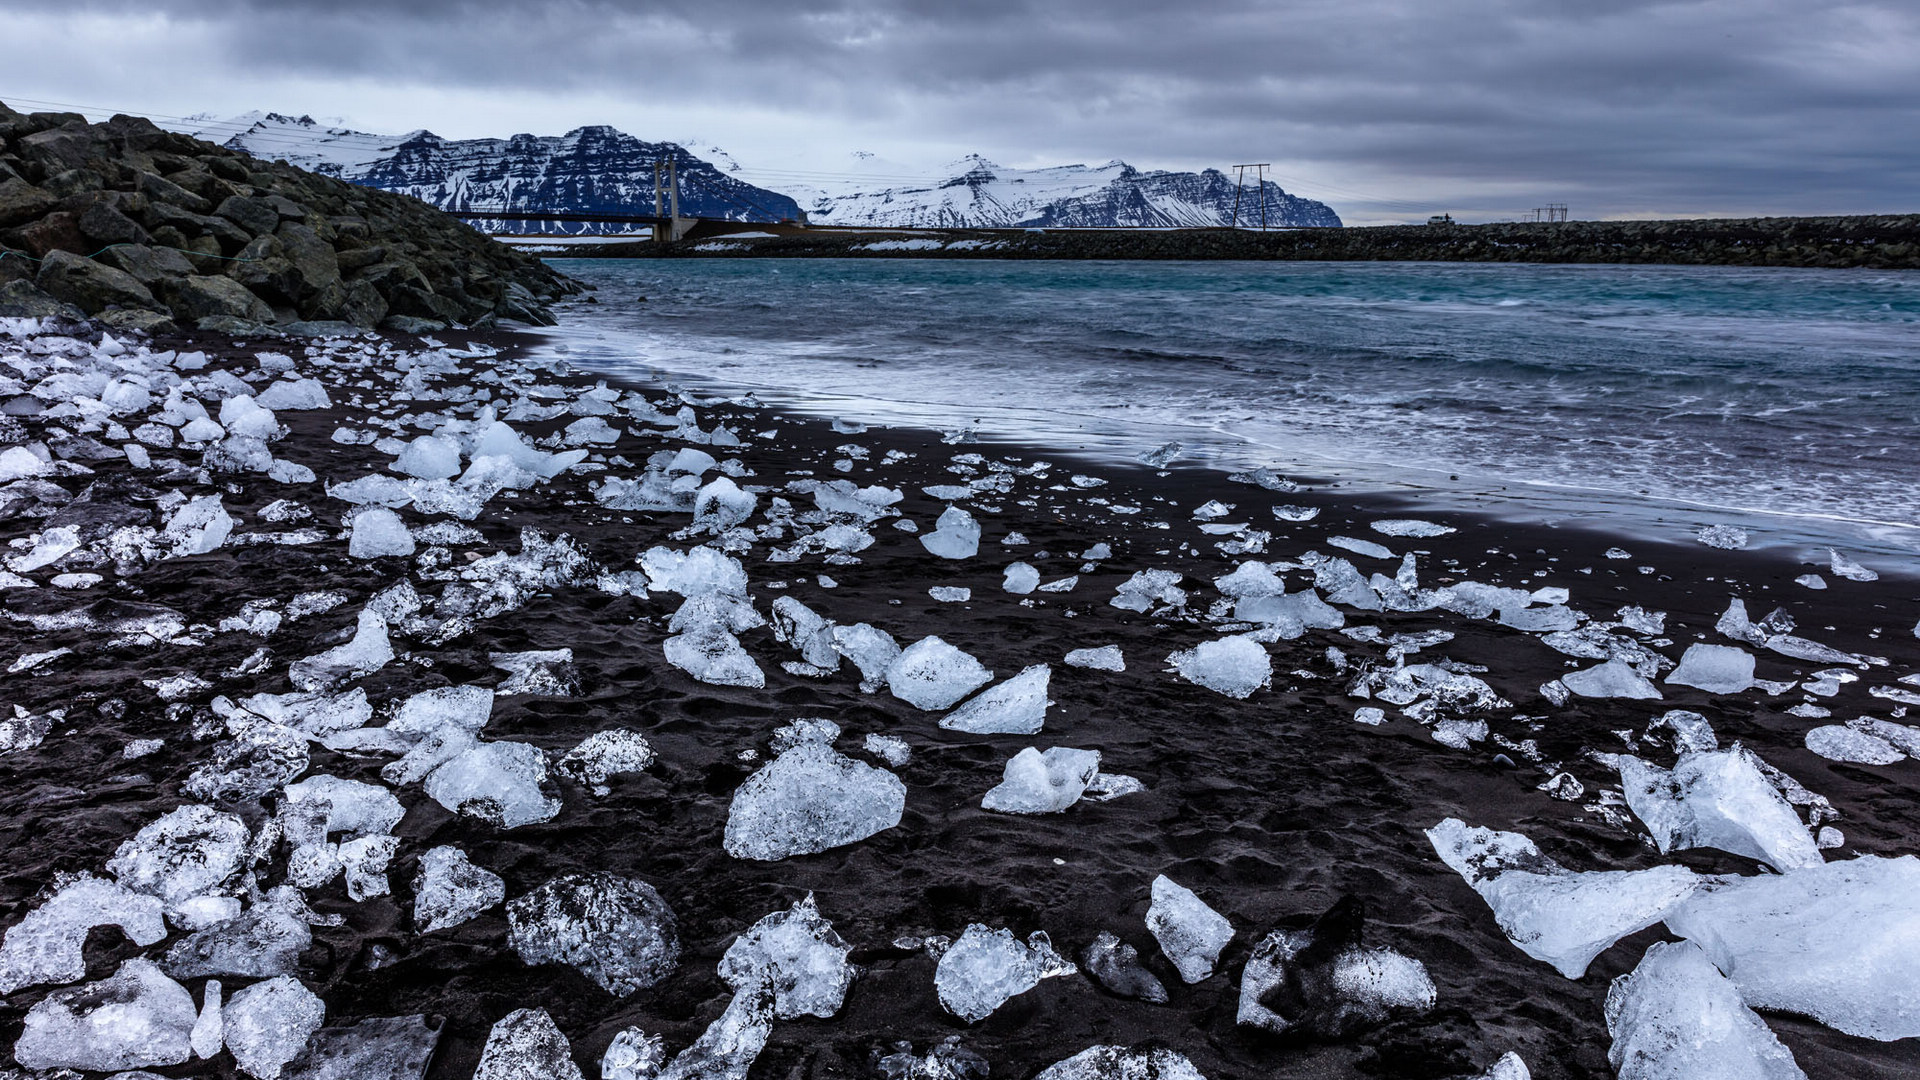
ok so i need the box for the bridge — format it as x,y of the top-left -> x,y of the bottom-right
441,159 -> 789,242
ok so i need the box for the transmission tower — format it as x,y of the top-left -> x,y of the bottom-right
1231,163 -> 1272,230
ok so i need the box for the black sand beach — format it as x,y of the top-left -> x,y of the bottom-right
3,319 -> 1917,1080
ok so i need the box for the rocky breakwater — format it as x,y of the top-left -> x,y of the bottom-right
0,100 -> 579,334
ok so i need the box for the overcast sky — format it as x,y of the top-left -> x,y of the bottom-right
2,0 -> 1916,224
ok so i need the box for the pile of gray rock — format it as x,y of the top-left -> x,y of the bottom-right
0,100 -> 579,334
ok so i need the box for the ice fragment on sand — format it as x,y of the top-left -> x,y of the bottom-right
1237,896 -> 1434,1037
1034,1045 -> 1208,1080
1663,854 -> 1920,1039
1371,519 -> 1454,538
225,975 -> 325,1080
184,715 -> 311,802
1329,535 -> 1394,560
163,896 -> 313,979
239,688 -> 373,740
1477,1052 -> 1532,1080
1426,818 -> 1700,978
108,803 -> 250,904
1563,659 -> 1662,699
348,508 -> 415,559
1828,549 -> 1878,582
414,846 -> 506,932
716,894 -> 854,1018
1804,725 -> 1903,764
930,586 -> 972,602
278,1014 -> 442,1080
12,958 -> 196,1071
1080,931 -> 1168,1003
941,665 -> 1051,735
490,649 -> 579,696
664,625 -> 765,687
1696,524 -> 1749,550
1111,569 -> 1185,612
166,494 -> 233,556
921,506 -> 982,559
256,377 -> 331,410
289,609 -> 394,690
833,622 -> 901,691
1615,747 -> 1822,872
1146,875 -> 1234,983
1604,940 -> 1805,1080
1795,574 -> 1827,590
864,733 -> 912,766
980,747 -> 1101,814
507,872 -> 680,997
650,982 -> 775,1080
1003,562 -> 1041,594
602,1027 -> 668,1080
933,925 -> 1076,1022
1649,709 -> 1718,752
0,874 -> 167,992
393,434 -> 462,480
1065,645 -> 1125,671
1167,636 -> 1271,699
557,730 -> 656,794
1664,644 -> 1756,694
692,476 -> 757,532
192,978 -> 223,1060
640,545 -> 748,596
725,739 -> 905,859
474,1008 -> 585,1080
887,636 -> 993,710
424,740 -> 562,828
1137,442 -> 1182,467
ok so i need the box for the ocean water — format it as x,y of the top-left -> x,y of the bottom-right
538,258 -> 1920,560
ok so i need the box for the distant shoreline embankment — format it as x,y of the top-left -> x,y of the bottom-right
542,214 -> 1920,269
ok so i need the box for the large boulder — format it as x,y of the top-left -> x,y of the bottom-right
17,124 -> 105,172
0,279 -> 85,320
36,250 -> 158,314
0,177 -> 57,228
4,210 -> 86,258
135,171 -> 213,214
100,243 -> 198,285
78,199 -> 154,247
215,194 -> 281,237
162,273 -> 276,325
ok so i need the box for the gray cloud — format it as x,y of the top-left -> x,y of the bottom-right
4,0 -> 1916,221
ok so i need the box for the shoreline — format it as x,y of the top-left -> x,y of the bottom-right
526,214 -> 1920,269
3,314 -> 1917,1079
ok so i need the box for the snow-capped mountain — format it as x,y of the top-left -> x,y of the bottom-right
776,154 -> 1342,229
176,113 -> 801,233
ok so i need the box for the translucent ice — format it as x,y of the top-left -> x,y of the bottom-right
934,925 -> 1076,1022
424,740 -> 562,829
1804,725 -> 1904,764
652,982 -> 774,1080
1167,636 -> 1271,699
602,1027 -> 667,1080
716,893 -> 854,1018
164,900 -> 313,979
1080,931 -> 1168,1003
833,622 -> 900,691
108,803 -> 250,904
473,1008 -> 585,1080
348,508 -> 415,559
165,494 -> 233,556
664,628 -> 766,688
1033,1045 -> 1208,1080
981,747 -> 1101,814
192,978 -> 223,1060
1426,818 -> 1701,978
640,545 -> 748,596
277,1014 -> 442,1080
1696,524 -> 1749,550
289,609 -> 393,691
238,688 -> 373,740
1003,562 -> 1040,594
490,649 -> 579,696
1065,645 -> 1125,671
1371,519 -> 1455,538
1664,644 -> 1756,694
12,958 -> 196,1071
414,846 -> 506,932
1111,569 -> 1185,612
389,684 -> 494,739
557,730 -> 656,794
393,434 -> 463,480
692,476 -> 757,532
1664,854 -> 1920,1039
1146,875 -> 1235,983
1563,659 -> 1663,700
1236,896 -> 1434,1037
921,506 -> 982,559
941,665 -> 1052,735
1604,940 -> 1805,1080
185,715 -> 311,802
0,873 -> 167,992
225,975 -> 326,1080
1828,549 -> 1878,582
724,740 -> 906,859
888,636 -> 993,710
506,872 -> 680,997
1615,747 -> 1823,872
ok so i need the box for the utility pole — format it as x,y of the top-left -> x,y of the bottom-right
1230,164 -> 1272,229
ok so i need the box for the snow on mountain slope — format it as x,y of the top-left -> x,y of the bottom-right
172,114 -> 801,233
774,154 -> 1342,229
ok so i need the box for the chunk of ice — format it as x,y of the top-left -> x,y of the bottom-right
934,925 -> 1076,1022
225,975 -> 326,1080
0,873 -> 167,993
414,846 -> 506,932
424,741 -> 562,829
392,434 -> 462,480
163,901 -> 312,980
1615,747 -> 1823,872
1003,562 -> 1040,594
12,958 -> 196,1071
165,494 -> 233,556
289,609 -> 393,691
1034,1045 -> 1208,1080
1146,875 -> 1235,983
652,983 -> 774,1080
277,1014 -> 442,1080
1080,931 -> 1168,1003
716,893 -> 854,1018
1804,725 -> 1903,764
506,872 -> 680,997
1371,519 -> 1454,538
192,978 -> 223,1060
348,508 -> 415,559
107,804 -> 250,904
1696,525 -> 1749,550
921,506 -> 982,559
1111,569 -> 1185,612
473,1008 -> 585,1080
1604,941 -> 1805,1080
1167,636 -> 1271,699
557,730 -> 656,794
887,636 -> 993,710
664,628 -> 766,688
1828,549 -> 1878,582
980,746 -> 1101,814
1329,535 -> 1395,560
1426,818 -> 1701,978
941,665 -> 1051,735
1664,644 -> 1756,694
1065,645 -> 1125,671
1663,854 -> 1920,1040
1237,896 -> 1434,1037
1563,659 -> 1662,700
639,545 -> 748,596
724,740 -> 906,859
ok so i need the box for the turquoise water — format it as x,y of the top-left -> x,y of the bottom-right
540,258 -> 1920,558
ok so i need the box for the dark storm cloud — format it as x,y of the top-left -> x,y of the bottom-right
11,0 -> 1919,219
